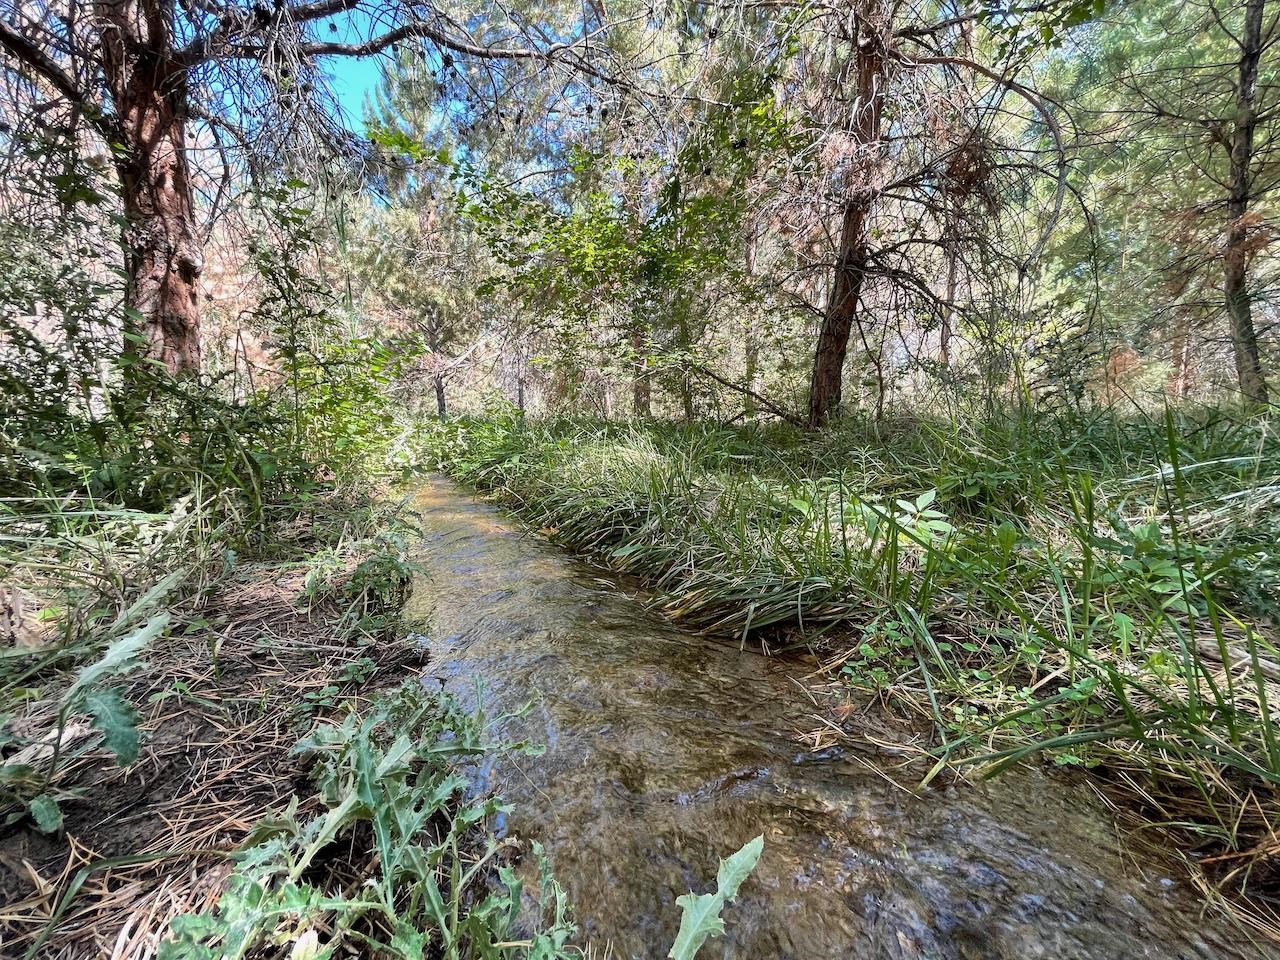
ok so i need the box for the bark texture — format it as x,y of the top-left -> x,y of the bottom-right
96,0 -> 203,375
1224,0 -> 1269,404
807,7 -> 887,427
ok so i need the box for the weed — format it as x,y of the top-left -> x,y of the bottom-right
158,682 -> 576,960
157,681 -> 762,960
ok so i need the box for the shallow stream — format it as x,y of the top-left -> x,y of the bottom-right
406,478 -> 1264,960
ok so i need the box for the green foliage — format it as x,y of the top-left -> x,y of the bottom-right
248,183 -> 427,481
1036,0 -> 1279,396
292,657 -> 380,721
82,687 -> 141,764
0,154 -> 431,840
0,140 -> 295,519
297,505 -> 424,644
0,581 -> 174,831
452,82 -> 793,409
159,682 -> 577,960
982,0 -> 1107,54
668,835 -> 763,960
423,409 -> 1280,848
27,793 -> 62,833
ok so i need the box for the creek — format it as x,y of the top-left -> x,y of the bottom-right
406,478 -> 1260,960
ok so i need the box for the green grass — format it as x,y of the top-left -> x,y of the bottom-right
422,406 -> 1280,906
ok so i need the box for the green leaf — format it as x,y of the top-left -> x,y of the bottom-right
714,834 -> 764,898
85,687 -> 141,764
113,572 -> 183,633
668,835 -> 763,960
387,921 -> 428,958
669,892 -> 726,959
29,793 -> 62,833
67,613 -> 168,703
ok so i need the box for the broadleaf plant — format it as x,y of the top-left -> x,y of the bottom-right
667,834 -> 764,960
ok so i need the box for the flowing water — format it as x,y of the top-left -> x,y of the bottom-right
406,478 -> 1266,960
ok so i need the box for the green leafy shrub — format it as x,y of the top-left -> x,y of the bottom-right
159,683 -> 575,960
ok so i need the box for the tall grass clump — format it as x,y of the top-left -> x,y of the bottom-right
424,406 -> 1280,910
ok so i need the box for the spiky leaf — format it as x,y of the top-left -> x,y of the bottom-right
29,793 -> 62,833
668,835 -> 763,960
85,686 -> 141,763
68,613 -> 168,702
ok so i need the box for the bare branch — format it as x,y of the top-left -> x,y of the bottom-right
0,21 -> 90,113
689,363 -> 803,425
907,53 -> 1069,267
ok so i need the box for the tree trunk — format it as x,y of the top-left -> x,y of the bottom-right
807,9 -> 887,428
96,0 -> 203,375
1225,0 -> 1269,404
940,220 -> 957,368
424,317 -> 447,417
632,324 -> 651,417
808,203 -> 865,427
1167,314 -> 1194,399
939,20 -> 975,372
744,223 -> 760,418
673,299 -> 695,421
434,375 -> 448,418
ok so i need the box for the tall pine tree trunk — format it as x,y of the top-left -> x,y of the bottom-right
1225,0 -> 1269,404
631,324 -> 651,418
807,6 -> 887,427
744,223 -> 760,418
96,0 -> 203,374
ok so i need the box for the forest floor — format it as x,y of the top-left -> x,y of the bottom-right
6,403 -> 1280,953
421,408 -> 1280,937
0,499 -> 431,957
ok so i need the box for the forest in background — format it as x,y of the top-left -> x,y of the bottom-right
5,0 -> 1277,421
3,0 -> 1280,955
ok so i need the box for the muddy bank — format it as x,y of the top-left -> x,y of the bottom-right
408,477 -> 1267,960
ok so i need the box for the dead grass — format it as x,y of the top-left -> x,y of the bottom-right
0,522 -> 424,959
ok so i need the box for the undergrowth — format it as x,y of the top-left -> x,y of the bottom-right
154,680 -> 762,960
158,682 -> 577,960
0,374 -> 763,956
423,406 -> 1280,917
0,155 -> 763,956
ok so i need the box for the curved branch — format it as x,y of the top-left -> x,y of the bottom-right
689,363 -> 803,425
0,22 -> 88,111
181,7 -> 615,86
905,54 -> 1070,268
894,4 -> 1050,39
0,21 -> 116,141
290,22 -> 549,60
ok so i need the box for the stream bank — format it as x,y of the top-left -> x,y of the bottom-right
408,476 -> 1267,960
